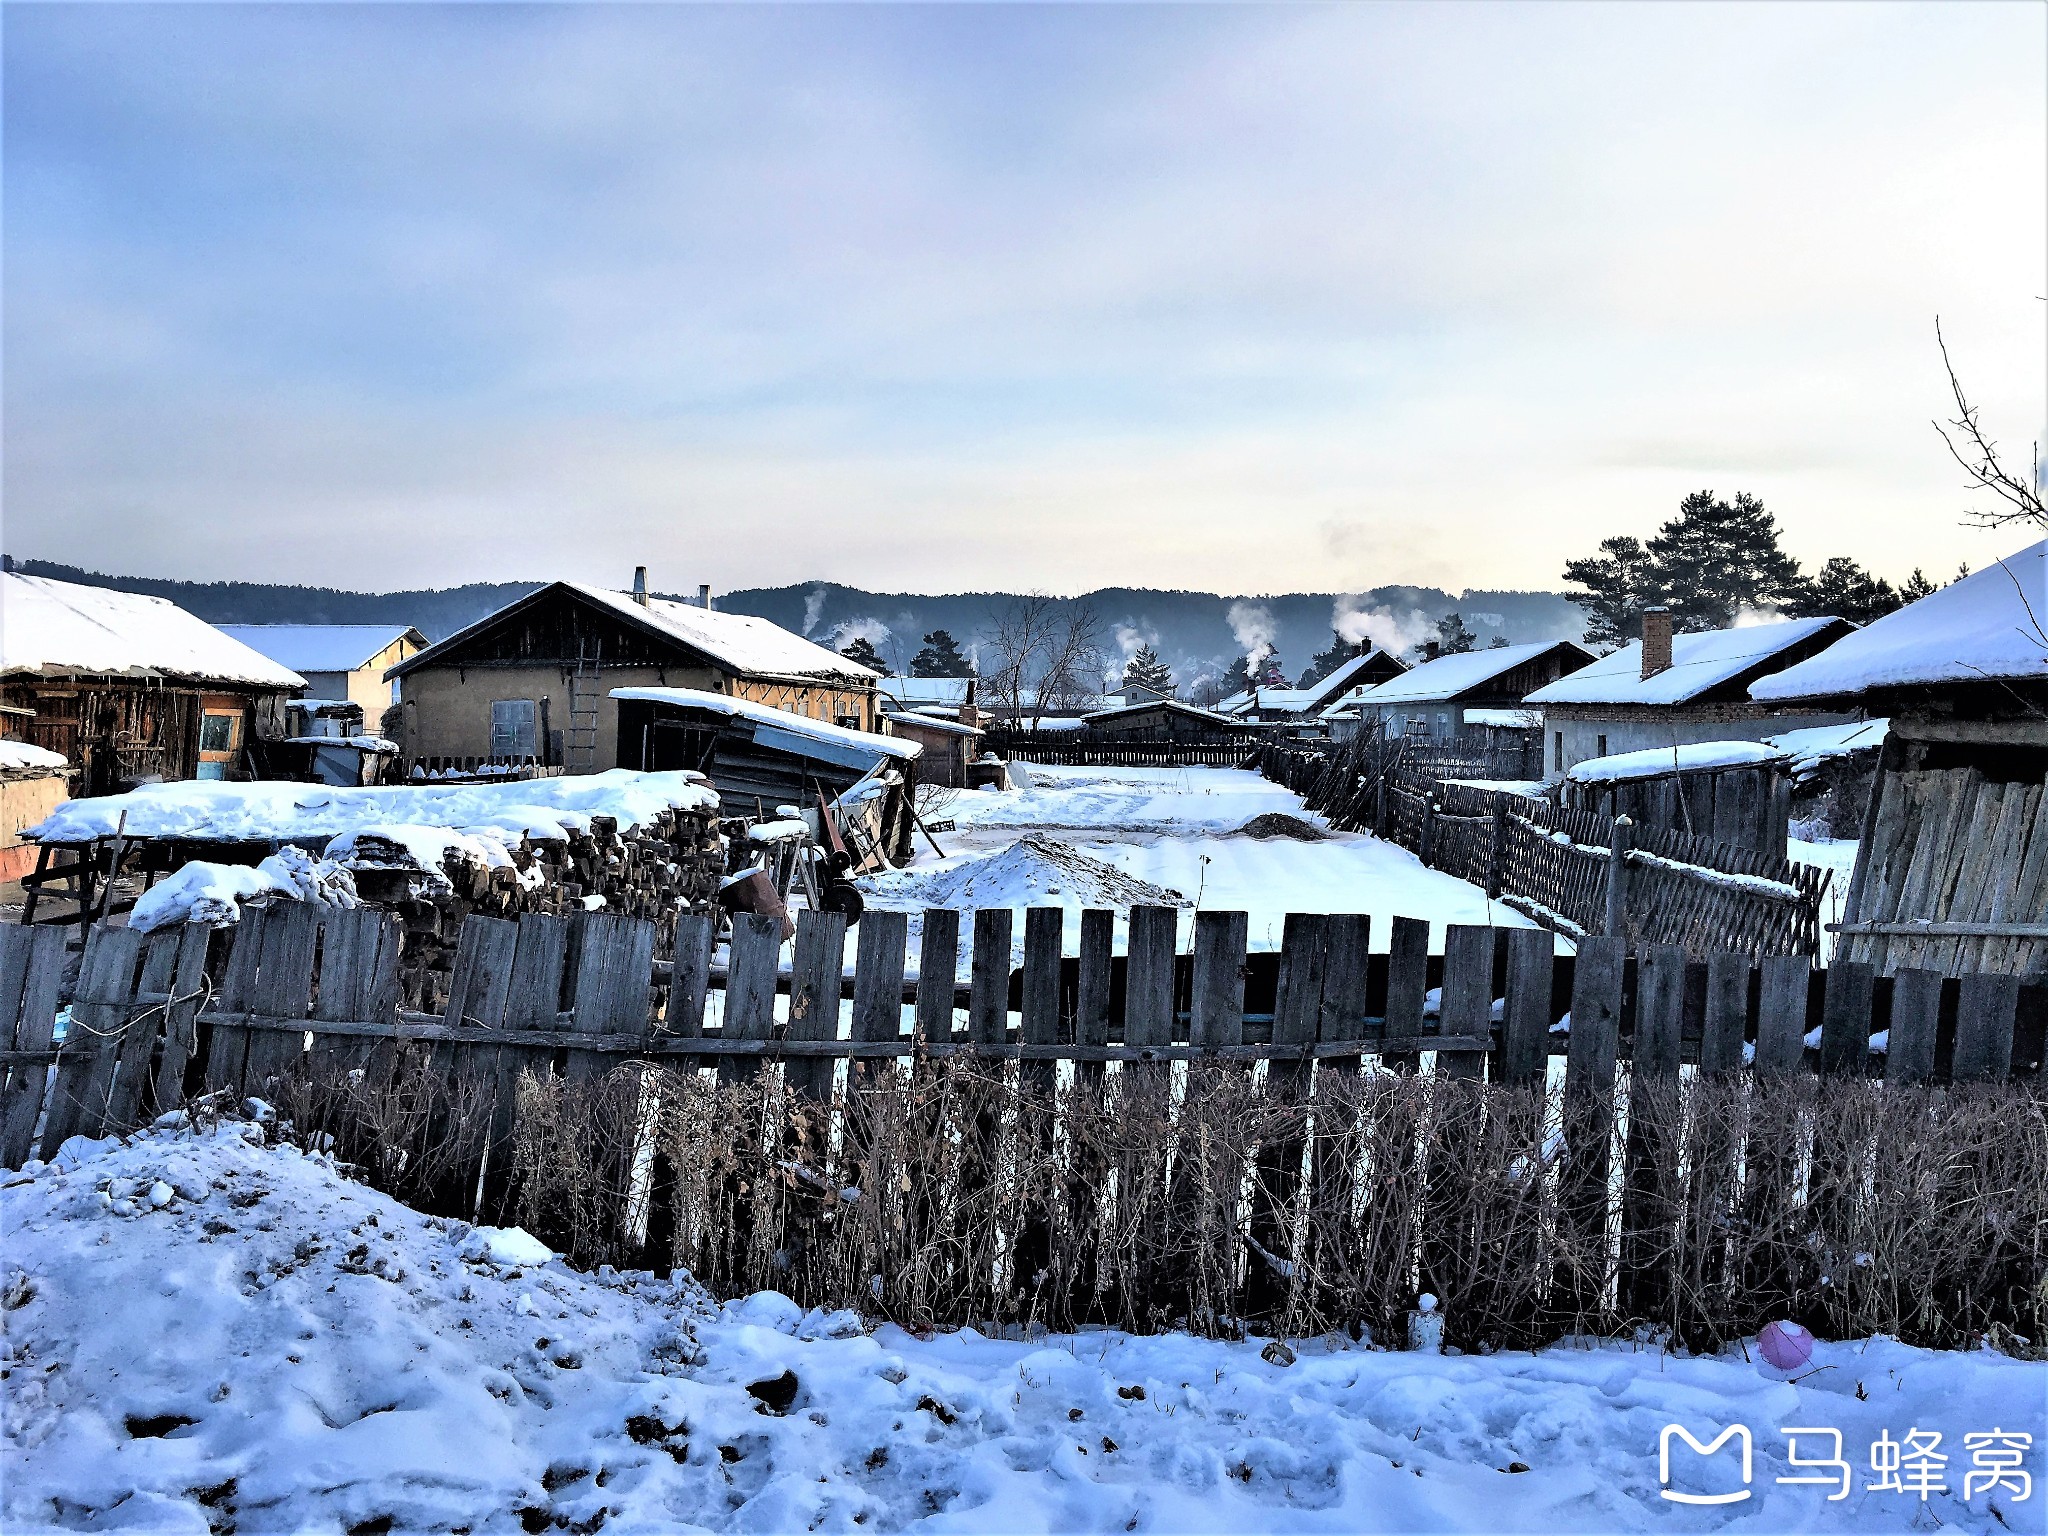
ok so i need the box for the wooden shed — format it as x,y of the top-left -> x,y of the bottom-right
0,571 -> 303,796
1079,698 -> 1250,742
1751,541 -> 2048,975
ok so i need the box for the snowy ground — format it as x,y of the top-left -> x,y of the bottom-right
5,1123 -> 2040,1534
865,766 -> 1546,975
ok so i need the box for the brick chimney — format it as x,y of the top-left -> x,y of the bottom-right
1640,607 -> 1673,679
631,566 -> 649,606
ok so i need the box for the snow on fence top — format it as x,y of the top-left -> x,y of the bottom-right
1753,539 -> 2048,701
28,769 -> 719,874
215,623 -> 420,674
1345,640 -> 1576,707
1527,616 -> 1844,707
0,572 -> 305,690
610,686 -> 920,760
0,739 -> 68,772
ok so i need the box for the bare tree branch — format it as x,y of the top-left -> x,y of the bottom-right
1933,317 -> 2046,530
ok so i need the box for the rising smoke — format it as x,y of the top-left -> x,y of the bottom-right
1331,595 -> 1434,657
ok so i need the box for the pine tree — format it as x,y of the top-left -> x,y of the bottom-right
1784,557 -> 1903,626
1562,535 -> 1658,646
839,636 -> 885,671
909,630 -> 973,678
1645,490 -> 1806,630
1898,567 -> 1938,604
1297,630 -> 1359,689
1433,613 -> 1478,656
1120,643 -> 1174,697
1489,635 -> 1511,648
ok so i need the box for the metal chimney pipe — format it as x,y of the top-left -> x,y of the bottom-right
698,583 -> 712,610
631,566 -> 649,607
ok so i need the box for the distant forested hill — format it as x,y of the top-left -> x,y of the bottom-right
8,559 -> 1585,687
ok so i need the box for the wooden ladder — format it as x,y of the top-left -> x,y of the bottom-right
566,639 -> 602,773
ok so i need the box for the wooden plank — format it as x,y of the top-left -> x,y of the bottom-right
720,911 -> 784,1080
913,908 -> 960,1045
1818,960 -> 1874,1078
1124,904 -> 1178,1050
1497,926 -> 1554,1086
150,923 -> 216,1117
444,913 -> 518,1031
101,928 -> 183,1133
1952,971 -> 2020,1082
668,913 -> 716,1038
202,904 -> 272,1093
1316,913 -> 1373,1053
1620,943 -> 1686,1319
1380,914 -> 1430,1074
1698,951 -> 1749,1077
1435,924 -> 1492,1079
1884,966 -> 1943,1086
0,926 -> 69,1168
1269,913 -> 1328,1052
1559,936 -> 1625,1324
967,907 -> 1013,1045
1753,955 -> 1811,1077
1073,908 -> 1113,1055
0,927 -> 32,1068
1021,907 -> 1063,1052
40,926 -> 145,1155
238,902 -> 322,1098
852,909 -> 909,1050
788,907 -> 850,1100
1564,936 -> 1623,1104
1189,911 -> 1249,1048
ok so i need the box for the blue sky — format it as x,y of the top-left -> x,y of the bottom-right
4,2 -> 2043,595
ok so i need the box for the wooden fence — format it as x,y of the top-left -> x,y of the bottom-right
984,733 -> 1257,768
1259,741 -> 1830,955
4,902 -> 2042,1348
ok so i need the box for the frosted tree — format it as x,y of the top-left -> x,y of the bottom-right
1120,644 -> 1174,697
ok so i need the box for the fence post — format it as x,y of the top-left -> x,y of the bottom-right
1375,773 -> 1389,838
1485,793 -> 1508,899
1418,796 -> 1436,867
1603,815 -> 1633,938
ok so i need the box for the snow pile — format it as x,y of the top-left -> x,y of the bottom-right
280,734 -> 399,754
1754,539 -> 2048,699
948,765 -> 1306,835
29,771 -> 719,878
129,846 -> 361,932
0,739 -> 67,772
0,572 -> 305,689
1769,719 -> 1887,780
6,1125 -> 2043,1534
866,834 -> 1189,913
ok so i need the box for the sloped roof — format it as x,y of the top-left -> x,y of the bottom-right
1080,698 -> 1241,727
1527,616 -> 1850,707
610,686 -> 919,761
392,581 -> 878,684
1308,647 -> 1406,704
216,624 -> 426,674
1752,541 -> 2048,701
1,572 -> 305,690
1349,640 -> 1590,707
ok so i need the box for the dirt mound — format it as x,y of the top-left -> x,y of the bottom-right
1235,812 -> 1327,841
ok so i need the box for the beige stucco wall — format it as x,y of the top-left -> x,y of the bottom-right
0,772 -> 68,883
400,662 -> 721,767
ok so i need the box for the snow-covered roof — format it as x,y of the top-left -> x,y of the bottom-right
1566,718 -> 1889,786
1349,641 -> 1588,707
1305,648 -> 1405,704
1527,617 -> 1848,707
0,573 -> 305,690
1236,688 -> 1321,716
30,768 -> 718,853
1080,698 -> 1240,727
1752,541 -> 2048,701
882,710 -> 983,738
0,739 -> 67,772
216,624 -> 423,674
392,582 -> 878,685
611,686 -> 920,762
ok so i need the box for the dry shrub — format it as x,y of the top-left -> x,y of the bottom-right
278,1046 -> 2047,1354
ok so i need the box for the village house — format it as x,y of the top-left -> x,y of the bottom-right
1332,639 -> 1594,743
217,623 -> 428,718
1078,698 -> 1251,742
1524,609 -> 1859,781
1749,540 -> 2048,977
0,570 -> 303,796
388,572 -> 880,774
1222,646 -> 1408,724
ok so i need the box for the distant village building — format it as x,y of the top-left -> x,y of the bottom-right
880,709 -> 984,788
218,624 -> 428,717
1334,639 -> 1594,743
1227,646 -> 1409,726
0,571 -> 303,795
1524,610 -> 1858,781
1078,698 -> 1250,741
388,573 -> 879,773
1749,541 -> 2048,976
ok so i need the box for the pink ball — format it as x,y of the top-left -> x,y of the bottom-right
1758,1320 -> 1815,1371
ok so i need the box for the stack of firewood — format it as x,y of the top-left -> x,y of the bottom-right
345,806 -> 725,1010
